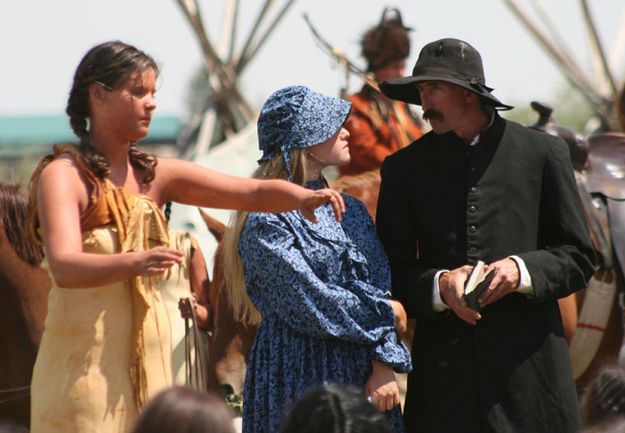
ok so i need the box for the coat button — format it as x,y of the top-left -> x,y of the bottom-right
468,205 -> 477,213
470,186 -> 477,193
468,246 -> 477,254
469,225 -> 477,233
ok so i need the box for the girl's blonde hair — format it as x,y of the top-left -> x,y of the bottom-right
222,149 -> 309,326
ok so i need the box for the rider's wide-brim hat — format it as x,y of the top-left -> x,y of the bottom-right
380,38 -> 513,110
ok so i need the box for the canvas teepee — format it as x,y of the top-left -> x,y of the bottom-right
169,0 -> 296,274
501,0 -> 625,131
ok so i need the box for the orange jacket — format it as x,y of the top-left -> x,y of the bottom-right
340,85 -> 423,176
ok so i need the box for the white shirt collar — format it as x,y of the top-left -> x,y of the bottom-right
468,112 -> 496,147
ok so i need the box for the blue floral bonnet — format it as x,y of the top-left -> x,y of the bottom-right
257,85 -> 351,180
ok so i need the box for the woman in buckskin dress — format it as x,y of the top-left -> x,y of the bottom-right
27,42 -> 345,433
222,86 -> 412,433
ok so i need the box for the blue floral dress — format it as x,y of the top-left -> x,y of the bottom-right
239,179 -> 412,433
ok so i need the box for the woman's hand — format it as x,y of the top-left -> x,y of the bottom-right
299,188 -> 345,223
178,296 -> 196,319
365,361 -> 400,412
134,246 -> 183,277
178,295 -> 211,329
389,300 -> 407,337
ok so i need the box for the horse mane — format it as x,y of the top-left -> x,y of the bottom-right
0,183 -> 43,266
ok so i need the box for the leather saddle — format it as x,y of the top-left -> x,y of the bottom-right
530,101 -> 625,273
586,133 -> 625,200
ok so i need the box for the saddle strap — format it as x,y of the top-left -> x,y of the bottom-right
570,270 -> 618,379
607,198 -> 625,277
577,178 -> 612,267
0,385 -> 30,405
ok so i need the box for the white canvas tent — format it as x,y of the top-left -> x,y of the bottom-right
168,0 -> 295,272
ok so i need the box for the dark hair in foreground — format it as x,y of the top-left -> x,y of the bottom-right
581,364 -> 625,430
0,421 -> 28,433
281,384 -> 392,433
66,40 -> 158,185
132,386 -> 235,433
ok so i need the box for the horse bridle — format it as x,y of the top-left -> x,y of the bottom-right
0,385 -> 30,405
181,297 -> 207,393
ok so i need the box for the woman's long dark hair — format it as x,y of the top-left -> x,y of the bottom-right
66,40 -> 158,185
281,384 -> 392,433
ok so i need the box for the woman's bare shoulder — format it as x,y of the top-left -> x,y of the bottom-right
39,153 -> 83,182
38,154 -> 92,207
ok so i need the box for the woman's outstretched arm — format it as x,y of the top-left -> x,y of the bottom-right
154,158 -> 345,222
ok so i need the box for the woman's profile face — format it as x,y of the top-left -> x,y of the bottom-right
309,127 -> 351,168
95,68 -> 157,142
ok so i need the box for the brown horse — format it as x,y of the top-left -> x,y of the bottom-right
197,209 -> 256,409
332,170 -> 382,220
0,183 -> 51,427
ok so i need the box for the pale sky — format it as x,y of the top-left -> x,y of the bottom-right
1,0 -> 623,119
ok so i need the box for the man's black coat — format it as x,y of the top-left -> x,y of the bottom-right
376,115 -> 595,433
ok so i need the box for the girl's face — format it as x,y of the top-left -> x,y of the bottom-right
308,127 -> 351,168
94,68 -> 157,142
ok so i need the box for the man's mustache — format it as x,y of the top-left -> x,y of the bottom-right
423,110 -> 444,121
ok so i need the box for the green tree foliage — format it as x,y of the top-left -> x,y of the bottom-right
504,82 -> 595,134
186,65 -> 211,116
0,154 -> 39,184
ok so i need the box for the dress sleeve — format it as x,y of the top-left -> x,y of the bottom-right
341,197 -> 391,297
239,214 -> 411,372
517,136 -> 595,301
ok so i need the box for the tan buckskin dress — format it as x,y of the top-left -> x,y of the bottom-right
30,145 -> 173,433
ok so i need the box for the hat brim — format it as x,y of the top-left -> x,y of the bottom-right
380,75 -> 513,111
299,93 -> 352,149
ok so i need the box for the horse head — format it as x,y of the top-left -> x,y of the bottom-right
198,208 -> 256,407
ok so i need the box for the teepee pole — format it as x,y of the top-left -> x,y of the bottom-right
501,0 -> 604,109
219,0 -> 240,63
236,0 -> 275,70
530,0 -> 583,80
579,0 -> 618,95
610,6 -> 625,75
237,0 -> 296,73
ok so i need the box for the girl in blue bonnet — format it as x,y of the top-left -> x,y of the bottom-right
223,85 -> 412,433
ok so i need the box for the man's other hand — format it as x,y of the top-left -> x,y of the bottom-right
439,265 -> 481,325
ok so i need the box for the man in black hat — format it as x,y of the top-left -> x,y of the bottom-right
376,38 -> 595,433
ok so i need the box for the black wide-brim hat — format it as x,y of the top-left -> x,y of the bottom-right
380,38 -> 513,110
